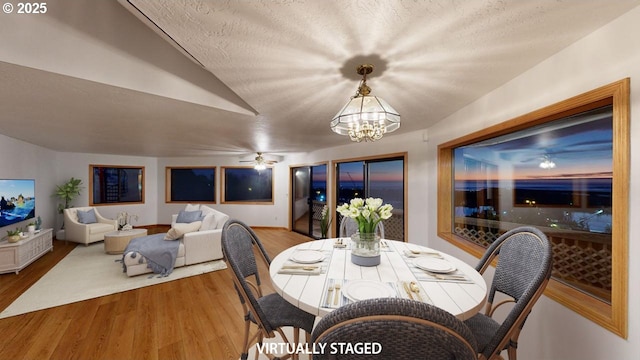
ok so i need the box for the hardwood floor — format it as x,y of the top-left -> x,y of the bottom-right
0,228 -> 310,360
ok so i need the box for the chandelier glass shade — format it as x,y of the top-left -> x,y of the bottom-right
539,155 -> 556,169
331,64 -> 400,142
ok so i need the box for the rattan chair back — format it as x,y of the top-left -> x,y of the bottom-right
221,219 -> 272,332
222,219 -> 316,360
468,226 -> 553,360
312,297 -> 478,360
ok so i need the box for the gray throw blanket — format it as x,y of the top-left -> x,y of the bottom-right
122,233 -> 180,277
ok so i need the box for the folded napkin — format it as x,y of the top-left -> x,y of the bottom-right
277,265 -> 322,275
396,281 -> 433,304
380,240 -> 394,252
403,250 -> 443,258
333,239 -> 347,248
414,272 -> 473,283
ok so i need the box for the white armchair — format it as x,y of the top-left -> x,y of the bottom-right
63,207 -> 117,245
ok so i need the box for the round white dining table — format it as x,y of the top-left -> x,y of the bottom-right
269,238 -> 487,319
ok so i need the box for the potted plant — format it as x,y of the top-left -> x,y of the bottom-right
6,228 -> 22,243
52,177 -> 83,229
319,204 -> 332,239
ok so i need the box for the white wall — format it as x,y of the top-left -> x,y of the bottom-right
0,0 -> 253,116
157,156 -> 290,226
51,153 -> 159,229
424,6 -> 640,360
0,134 -> 58,232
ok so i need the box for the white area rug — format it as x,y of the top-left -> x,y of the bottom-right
0,242 -> 227,319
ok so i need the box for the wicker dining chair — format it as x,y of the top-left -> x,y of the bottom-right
465,226 -> 553,360
339,216 -> 385,239
311,297 -> 478,360
221,219 -> 316,360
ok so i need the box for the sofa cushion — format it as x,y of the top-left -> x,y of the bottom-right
164,221 -> 202,240
77,209 -> 97,224
199,205 -> 217,230
213,211 -> 229,230
184,203 -> 200,212
88,223 -> 115,234
201,205 -> 229,230
200,214 -> 215,231
176,210 -> 203,223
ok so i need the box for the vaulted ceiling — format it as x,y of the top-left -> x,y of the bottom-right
1,0 -> 637,157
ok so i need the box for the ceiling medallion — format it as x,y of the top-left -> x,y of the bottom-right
331,64 -> 400,142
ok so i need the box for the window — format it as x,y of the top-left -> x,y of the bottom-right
438,79 -> 629,338
335,153 -> 407,241
222,167 -> 273,204
89,165 -> 144,205
165,167 -> 216,203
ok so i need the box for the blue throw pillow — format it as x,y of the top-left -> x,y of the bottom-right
176,210 -> 203,223
77,209 -> 97,224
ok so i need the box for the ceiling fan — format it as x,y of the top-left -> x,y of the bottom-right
240,152 -> 278,170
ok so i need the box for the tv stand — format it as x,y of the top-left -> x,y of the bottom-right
0,228 -> 53,274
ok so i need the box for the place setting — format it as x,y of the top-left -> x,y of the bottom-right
410,257 -> 473,283
333,238 -> 347,248
322,278 -> 398,309
277,249 -> 328,275
402,246 -> 444,259
398,280 -> 433,304
380,240 -> 394,252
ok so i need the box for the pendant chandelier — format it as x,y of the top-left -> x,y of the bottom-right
331,64 -> 400,142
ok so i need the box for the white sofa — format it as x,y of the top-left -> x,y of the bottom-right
122,205 -> 229,277
63,207 -> 118,245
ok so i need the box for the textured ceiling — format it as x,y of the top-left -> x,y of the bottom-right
1,0 -> 638,157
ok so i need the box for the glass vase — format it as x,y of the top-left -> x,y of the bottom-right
350,232 -> 381,266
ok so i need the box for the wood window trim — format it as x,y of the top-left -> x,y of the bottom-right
437,79 -> 629,338
89,164 -> 145,206
221,166 -> 274,205
165,166 -> 217,204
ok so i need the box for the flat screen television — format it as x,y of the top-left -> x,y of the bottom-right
0,179 -> 35,228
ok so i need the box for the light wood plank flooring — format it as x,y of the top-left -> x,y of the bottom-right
0,227 -> 310,360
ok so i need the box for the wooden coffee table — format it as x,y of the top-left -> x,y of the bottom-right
104,229 -> 148,254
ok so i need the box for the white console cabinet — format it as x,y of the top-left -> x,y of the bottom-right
0,228 -> 53,274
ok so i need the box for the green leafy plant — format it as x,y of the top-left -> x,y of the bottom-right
319,205 -> 332,239
52,177 -> 83,229
53,177 -> 83,214
6,228 -> 21,236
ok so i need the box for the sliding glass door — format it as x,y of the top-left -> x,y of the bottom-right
291,164 -> 327,238
335,155 -> 405,241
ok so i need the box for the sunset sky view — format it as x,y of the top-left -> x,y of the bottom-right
455,106 -> 613,181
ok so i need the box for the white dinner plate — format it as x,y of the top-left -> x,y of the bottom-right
414,257 -> 457,273
290,250 -> 325,264
342,280 -> 395,302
